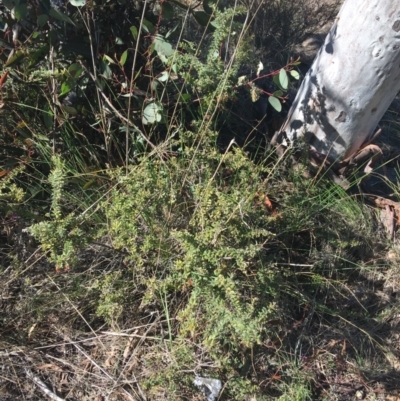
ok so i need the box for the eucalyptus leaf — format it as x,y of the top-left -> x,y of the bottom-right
130,26 -> 138,40
99,60 -> 112,79
60,81 -> 73,96
193,11 -> 211,27
142,102 -> 164,125
37,14 -> 49,26
210,20 -> 219,30
14,3 -> 28,20
103,54 -> 116,64
154,34 -> 174,58
268,96 -> 282,112
141,19 -> 155,34
61,105 -> 78,115
273,74 -> 284,91
179,93 -> 191,102
165,23 -> 180,39
69,0 -> 85,6
5,50 -> 25,67
279,68 -> 289,90
203,0 -> 214,15
158,71 -> 169,82
120,50 -> 128,66
290,70 -> 300,80
68,63 -> 83,79
49,8 -> 75,25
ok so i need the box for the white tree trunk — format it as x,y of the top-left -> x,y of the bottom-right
280,0 -> 400,163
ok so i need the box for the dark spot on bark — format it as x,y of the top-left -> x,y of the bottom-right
325,42 -> 333,54
290,120 -> 303,131
379,36 -> 384,42
394,45 -> 400,51
393,20 -> 400,32
375,16 -> 380,21
371,107 -> 377,113
335,111 -> 346,122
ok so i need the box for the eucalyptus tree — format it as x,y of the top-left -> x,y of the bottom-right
274,0 -> 400,175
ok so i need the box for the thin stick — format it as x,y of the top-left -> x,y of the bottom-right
25,369 -> 65,401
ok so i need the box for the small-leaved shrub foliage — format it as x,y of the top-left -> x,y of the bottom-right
105,132 -> 279,354
28,156 -> 88,270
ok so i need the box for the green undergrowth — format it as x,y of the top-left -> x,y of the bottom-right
0,0 -> 396,400
24,137 -> 382,400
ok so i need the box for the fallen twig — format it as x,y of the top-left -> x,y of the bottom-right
25,368 -> 65,401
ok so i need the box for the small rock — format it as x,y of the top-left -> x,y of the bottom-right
193,376 -> 222,401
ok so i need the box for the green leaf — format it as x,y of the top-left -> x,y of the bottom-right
120,50 -> 128,66
42,106 -> 53,130
68,63 -> 83,79
130,26 -> 138,40
99,60 -> 112,79
278,68 -> 289,90
290,70 -> 300,80
272,90 -> 283,97
115,36 -> 124,45
60,81 -> 73,96
141,19 -> 155,34
5,50 -> 25,67
273,74 -> 283,91
179,93 -> 191,102
69,0 -> 85,6
193,11 -> 211,27
203,0 -> 214,15
154,34 -> 174,58
61,105 -> 78,115
49,8 -> 75,25
158,71 -> 169,82
209,20 -> 219,30
268,96 -> 282,112
103,54 -> 116,64
161,2 -> 174,20
142,102 -> 164,125
14,3 -> 28,20
37,14 -> 49,26
165,23 -> 180,39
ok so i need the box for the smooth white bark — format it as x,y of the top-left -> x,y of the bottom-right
280,0 -> 400,162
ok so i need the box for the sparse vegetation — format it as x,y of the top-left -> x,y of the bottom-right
1,0 -> 400,400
